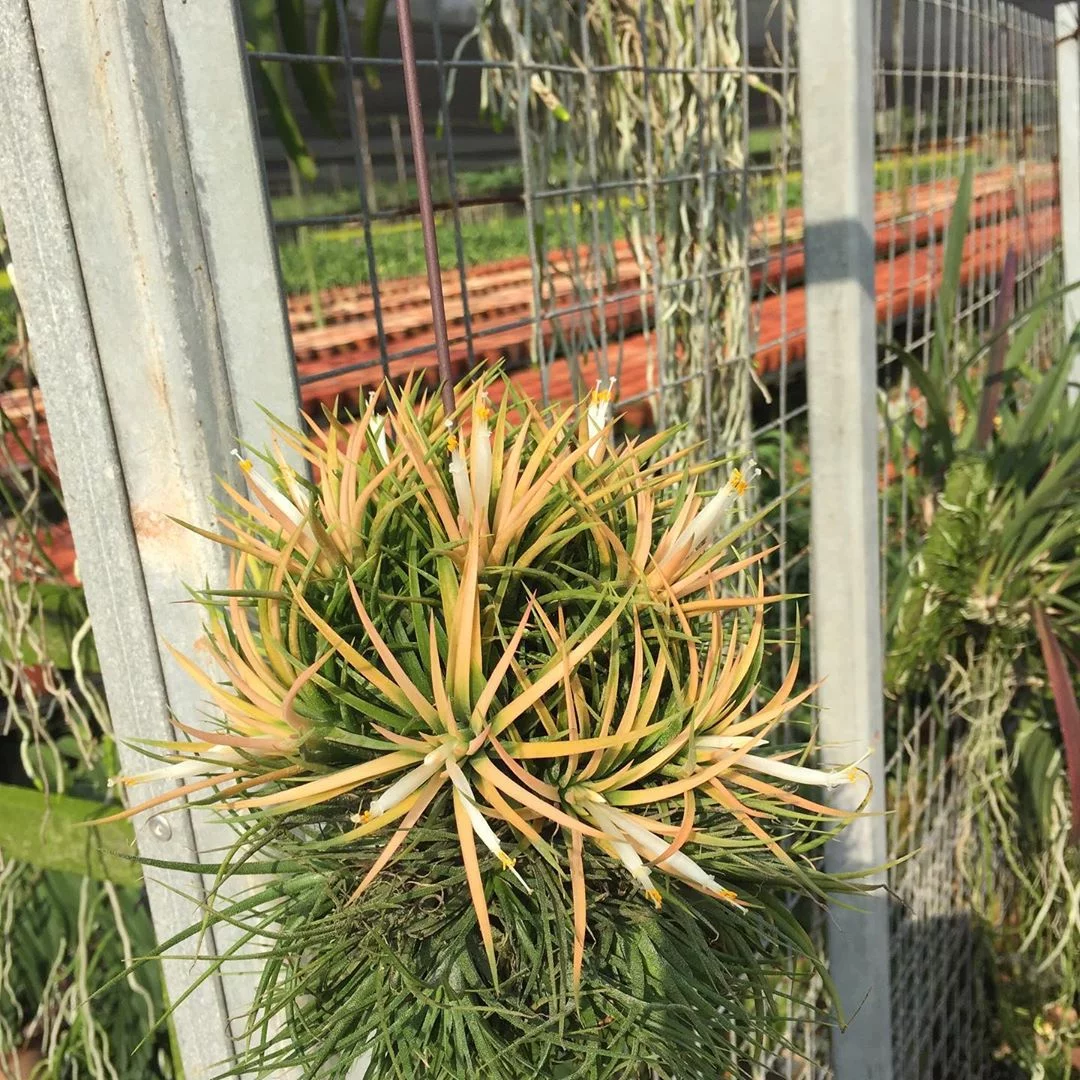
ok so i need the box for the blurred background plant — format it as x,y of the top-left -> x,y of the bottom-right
473,0 -> 753,457
0,221 -> 174,1079
884,166 -> 1080,1079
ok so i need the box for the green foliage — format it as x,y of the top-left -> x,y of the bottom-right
0,582 -> 100,673
0,284 -> 17,357
275,0 -> 337,136
131,819 -> 833,1080
242,0 -> 343,182
114,379 -> 865,1078
0,784 -> 137,886
277,213 -> 533,293
269,163 -> 529,223
0,865 -> 172,1080
885,162 -> 1080,1074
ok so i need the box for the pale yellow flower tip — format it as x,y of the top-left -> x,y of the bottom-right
446,433 -> 460,454
497,852 -> 517,872
355,809 -> 373,825
729,467 -> 748,497
474,399 -> 492,425
645,887 -> 663,910
231,448 -> 254,475
718,887 -> 742,906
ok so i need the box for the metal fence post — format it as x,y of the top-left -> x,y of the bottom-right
161,0 -> 302,461
0,0 -> 300,1073
798,4 -> 894,1079
1057,2 -> 1080,396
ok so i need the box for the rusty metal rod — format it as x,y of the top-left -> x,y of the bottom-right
396,0 -> 456,418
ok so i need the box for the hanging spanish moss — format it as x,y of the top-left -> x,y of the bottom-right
472,0 -> 751,460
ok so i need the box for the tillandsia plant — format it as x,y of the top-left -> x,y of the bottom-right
887,334 -> 1080,1077
105,376 -> 868,1079
886,164 -> 1080,1077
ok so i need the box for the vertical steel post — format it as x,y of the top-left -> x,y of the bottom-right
162,0 -> 303,462
1057,2 -> 1080,396
798,3 -> 894,1079
0,0 -> 300,1072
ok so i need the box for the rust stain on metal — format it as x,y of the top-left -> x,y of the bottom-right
131,507 -> 173,541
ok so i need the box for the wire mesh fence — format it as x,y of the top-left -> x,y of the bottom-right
0,0 -> 1072,1075
873,4 -> 1061,1078
251,4 -> 823,1063
245,2 -> 1064,1076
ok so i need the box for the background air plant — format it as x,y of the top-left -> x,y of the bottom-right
886,166 -> 1080,1077
110,376 -> 867,1079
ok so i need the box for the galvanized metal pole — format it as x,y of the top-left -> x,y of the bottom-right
1056,2 -> 1080,397
0,0 -> 301,1073
162,0 -> 303,463
798,4 -> 894,1079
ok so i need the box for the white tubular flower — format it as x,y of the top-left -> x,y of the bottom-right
356,745 -> 451,824
593,799 -> 741,908
446,760 -> 532,892
588,800 -> 662,909
693,735 -> 758,752
109,752 -> 239,788
699,742 -> 861,790
446,427 -> 474,524
369,411 -> 390,463
232,449 -> 310,532
586,379 -> 616,463
686,458 -> 761,549
471,395 -> 493,523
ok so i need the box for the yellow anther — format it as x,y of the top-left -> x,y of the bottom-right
359,810 -> 373,824
718,888 -> 740,905
475,402 -> 492,424
446,433 -> 459,453
592,387 -> 612,404
844,766 -> 860,783
237,457 -> 253,475
645,888 -> 663,910
730,467 -> 748,497
497,852 -> 516,872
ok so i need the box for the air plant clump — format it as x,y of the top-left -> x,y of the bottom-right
109,377 -> 867,1079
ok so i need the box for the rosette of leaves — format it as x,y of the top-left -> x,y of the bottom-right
106,377 -> 868,1079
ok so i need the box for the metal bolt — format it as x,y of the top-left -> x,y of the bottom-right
148,814 -> 172,841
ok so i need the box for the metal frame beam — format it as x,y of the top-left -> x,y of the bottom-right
0,0 -> 300,1071
798,3 -> 894,1078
